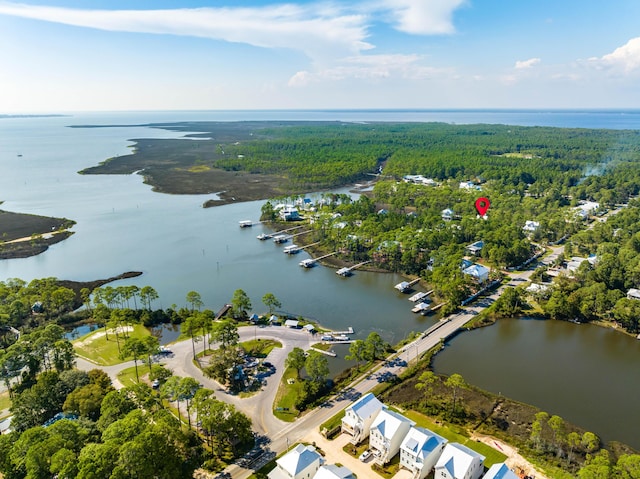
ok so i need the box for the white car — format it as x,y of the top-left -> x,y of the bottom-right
358,450 -> 372,462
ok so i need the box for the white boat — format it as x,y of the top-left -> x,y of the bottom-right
239,220 -> 253,228
336,267 -> 351,276
283,244 -> 300,254
408,291 -> 428,302
395,281 -> 410,292
300,259 -> 315,268
412,302 -> 431,314
257,233 -> 269,240
273,234 -> 289,244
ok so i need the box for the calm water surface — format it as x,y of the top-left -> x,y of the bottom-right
432,318 -> 640,449
2,110 -> 640,448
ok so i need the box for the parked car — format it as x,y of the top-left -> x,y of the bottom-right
359,450 -> 372,462
152,379 -> 160,389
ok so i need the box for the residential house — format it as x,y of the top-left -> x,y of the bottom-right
459,181 -> 479,190
442,208 -> 455,221
483,463 -> 519,479
341,393 -> 385,444
284,319 -> 300,328
434,443 -> 485,479
463,264 -> 490,283
573,201 -> 600,220
268,444 -> 324,479
369,409 -> 415,465
522,220 -> 540,234
627,288 -> 640,300
566,255 -> 597,274
465,241 -> 484,256
399,426 -> 448,479
280,205 -> 300,221
313,465 -> 355,479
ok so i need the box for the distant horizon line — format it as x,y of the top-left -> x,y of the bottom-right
3,108 -> 640,116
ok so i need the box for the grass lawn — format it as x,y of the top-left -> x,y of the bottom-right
403,410 -> 507,467
0,392 -> 11,417
273,367 -> 304,422
240,339 -> 282,358
73,323 -> 152,366
116,365 -> 152,387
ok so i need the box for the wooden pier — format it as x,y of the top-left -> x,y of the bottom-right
336,260 -> 371,277
299,251 -> 337,268
395,278 -> 420,292
256,224 -> 305,240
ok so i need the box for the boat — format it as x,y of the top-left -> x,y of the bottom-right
411,302 -> 431,314
257,233 -> 269,240
332,334 -> 349,341
299,259 -> 315,268
239,220 -> 253,228
336,267 -> 352,277
408,291 -> 429,302
273,234 -> 289,244
283,244 -> 300,254
395,281 -> 410,292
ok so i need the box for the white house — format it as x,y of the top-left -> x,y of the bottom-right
573,201 -> 600,219
399,426 -> 448,479
442,208 -> 455,221
278,205 -> 300,221
483,463 -> 519,479
269,444 -> 324,479
627,288 -> 640,300
459,181 -> 480,190
566,255 -> 597,273
465,241 -> 485,256
341,393 -> 385,444
313,465 -> 355,479
522,220 -> 540,233
434,443 -> 485,479
369,409 -> 415,465
463,264 -> 490,283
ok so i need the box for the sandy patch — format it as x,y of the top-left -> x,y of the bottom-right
75,325 -> 134,347
471,433 -> 550,479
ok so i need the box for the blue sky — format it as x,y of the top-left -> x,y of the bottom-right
1,0 -> 640,111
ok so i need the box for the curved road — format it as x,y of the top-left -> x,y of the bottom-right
74,243 -> 567,478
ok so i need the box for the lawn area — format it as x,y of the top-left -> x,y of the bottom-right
0,392 -> 11,417
73,323 -> 152,366
273,367 -> 304,422
240,339 -> 282,358
403,410 -> 507,467
117,366 -> 147,387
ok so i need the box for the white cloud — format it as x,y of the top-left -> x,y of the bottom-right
377,0 -> 466,35
0,1 -> 373,63
598,37 -> 640,72
515,58 -> 541,69
288,53 -> 451,85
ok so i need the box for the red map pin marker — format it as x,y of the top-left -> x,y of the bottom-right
475,197 -> 490,216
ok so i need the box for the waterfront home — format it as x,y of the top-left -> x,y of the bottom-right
279,205 -> 300,221
627,288 -> 640,301
483,463 -> 519,479
369,409 -> 415,465
341,393 -> 385,444
269,444 -> 324,479
462,264 -> 490,284
313,465 -> 355,479
442,208 -> 455,221
434,443 -> 485,479
399,426 -> 448,479
465,241 -> 484,256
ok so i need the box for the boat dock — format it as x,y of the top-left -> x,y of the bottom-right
394,278 -> 420,292
256,224 -> 305,240
411,302 -> 431,314
283,244 -> 300,254
408,290 -> 433,302
310,347 -> 337,357
273,234 -> 289,244
332,327 -> 354,335
336,260 -> 371,277
239,220 -> 254,228
299,251 -> 337,268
